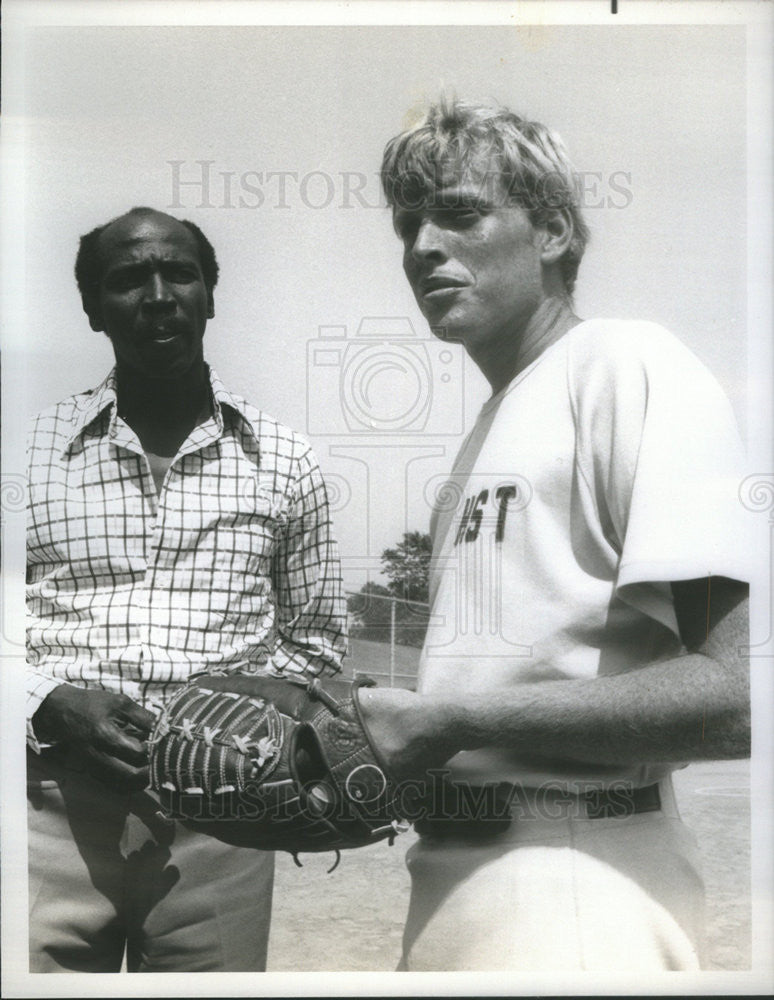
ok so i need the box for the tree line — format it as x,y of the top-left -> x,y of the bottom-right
347,531 -> 431,648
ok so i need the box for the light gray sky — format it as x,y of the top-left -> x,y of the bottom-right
19,23 -> 749,589
2,7 -> 773,995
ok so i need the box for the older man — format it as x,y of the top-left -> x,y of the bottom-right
27,207 -> 346,972
358,101 -> 750,971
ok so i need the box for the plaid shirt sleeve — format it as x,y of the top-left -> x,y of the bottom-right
26,406 -> 74,751
269,444 -> 347,676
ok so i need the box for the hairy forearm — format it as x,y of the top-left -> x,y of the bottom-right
362,581 -> 750,776
362,652 -> 750,777
443,652 -> 750,766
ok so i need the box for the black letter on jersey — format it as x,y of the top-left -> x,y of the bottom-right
465,490 -> 489,543
454,496 -> 474,546
495,485 -> 517,543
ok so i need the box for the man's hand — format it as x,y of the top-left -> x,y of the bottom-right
32,685 -> 156,791
357,686 -> 459,781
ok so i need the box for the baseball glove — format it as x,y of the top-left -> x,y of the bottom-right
148,672 -> 407,864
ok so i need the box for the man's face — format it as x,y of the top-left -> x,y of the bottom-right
393,167 -> 545,354
89,211 -> 214,379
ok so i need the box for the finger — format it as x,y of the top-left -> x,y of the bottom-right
115,698 -> 157,736
92,723 -> 150,766
111,730 -> 150,766
83,748 -> 150,792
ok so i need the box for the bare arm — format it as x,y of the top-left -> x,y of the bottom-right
359,576 -> 750,779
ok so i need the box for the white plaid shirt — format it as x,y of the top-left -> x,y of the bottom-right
27,366 -> 346,749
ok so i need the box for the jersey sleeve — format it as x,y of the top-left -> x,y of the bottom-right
569,321 -> 751,635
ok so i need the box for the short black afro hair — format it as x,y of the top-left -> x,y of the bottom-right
74,206 -> 219,307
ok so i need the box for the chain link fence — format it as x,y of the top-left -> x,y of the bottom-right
344,589 -> 429,688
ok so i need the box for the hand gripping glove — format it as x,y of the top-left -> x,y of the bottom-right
148,672 -> 407,865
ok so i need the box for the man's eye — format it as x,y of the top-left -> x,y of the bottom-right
395,217 -> 420,242
106,271 -> 144,291
165,267 -> 197,283
437,207 -> 480,226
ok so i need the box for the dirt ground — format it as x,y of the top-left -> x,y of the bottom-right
266,759 -> 751,972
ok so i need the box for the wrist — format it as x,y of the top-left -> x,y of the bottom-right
32,683 -> 81,742
358,686 -> 464,778
407,692 -> 462,756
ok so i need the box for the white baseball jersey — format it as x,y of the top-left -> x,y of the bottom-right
418,319 -> 749,789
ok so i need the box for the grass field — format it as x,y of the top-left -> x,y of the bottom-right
267,639 -> 751,972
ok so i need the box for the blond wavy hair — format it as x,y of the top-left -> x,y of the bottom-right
381,98 -> 590,294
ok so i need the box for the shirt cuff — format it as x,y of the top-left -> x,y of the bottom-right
26,673 -> 68,753
271,640 -> 344,677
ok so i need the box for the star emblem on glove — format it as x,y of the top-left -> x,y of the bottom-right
249,736 -> 279,777
179,718 -> 195,741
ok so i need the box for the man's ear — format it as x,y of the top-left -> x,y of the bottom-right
538,208 -> 574,267
83,296 -> 105,332
207,290 -> 215,320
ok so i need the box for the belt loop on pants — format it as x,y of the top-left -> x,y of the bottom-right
582,782 -> 661,819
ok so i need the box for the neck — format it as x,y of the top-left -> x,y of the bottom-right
475,295 -> 581,396
115,361 -> 211,456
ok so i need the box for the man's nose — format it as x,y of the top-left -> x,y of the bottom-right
142,273 -> 175,311
409,218 -> 446,262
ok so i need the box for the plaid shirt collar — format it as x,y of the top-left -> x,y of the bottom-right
61,364 -> 259,456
